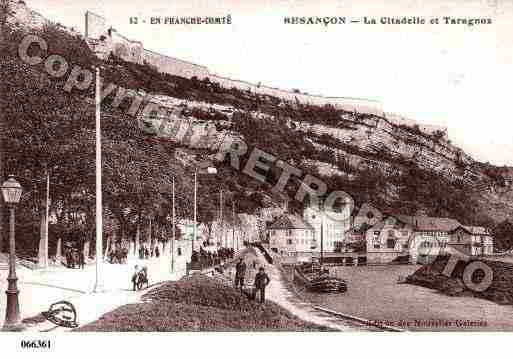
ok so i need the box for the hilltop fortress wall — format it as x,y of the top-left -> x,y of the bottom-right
9,2 -> 448,138
84,11 -> 387,114
7,0 -> 49,30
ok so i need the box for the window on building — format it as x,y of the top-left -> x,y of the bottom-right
374,244 -> 381,249
287,239 -> 293,245
387,238 -> 396,249
287,229 -> 292,236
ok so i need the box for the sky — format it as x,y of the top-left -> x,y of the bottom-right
25,0 -> 513,166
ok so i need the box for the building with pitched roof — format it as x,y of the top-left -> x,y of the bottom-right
267,214 -> 314,255
303,205 -> 352,253
365,212 -> 493,264
449,226 -> 494,256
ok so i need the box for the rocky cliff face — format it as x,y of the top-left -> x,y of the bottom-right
147,92 -> 494,185
144,89 -> 513,222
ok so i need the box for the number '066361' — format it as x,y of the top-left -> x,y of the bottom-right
20,340 -> 51,349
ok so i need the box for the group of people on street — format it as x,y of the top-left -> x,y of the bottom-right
234,258 -> 270,304
64,243 -> 85,269
191,246 -> 234,268
108,246 -> 129,264
138,244 -> 160,260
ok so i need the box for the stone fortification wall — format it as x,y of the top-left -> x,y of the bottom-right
209,74 -> 383,113
143,49 -> 209,79
83,10 -> 384,113
8,0 -> 49,29
85,11 -> 106,39
11,2 -> 446,140
385,112 -> 448,138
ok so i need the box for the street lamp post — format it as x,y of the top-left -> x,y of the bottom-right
2,175 -> 23,331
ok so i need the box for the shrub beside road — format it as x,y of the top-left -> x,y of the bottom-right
76,274 -> 333,331
407,255 -> 513,305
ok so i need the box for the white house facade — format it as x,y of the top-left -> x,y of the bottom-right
303,205 -> 351,253
366,214 -> 465,264
449,226 -> 494,256
267,214 -> 314,255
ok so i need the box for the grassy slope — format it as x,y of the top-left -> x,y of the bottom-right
76,274 -> 333,332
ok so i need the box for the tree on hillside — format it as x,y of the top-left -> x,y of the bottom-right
2,53 -> 95,265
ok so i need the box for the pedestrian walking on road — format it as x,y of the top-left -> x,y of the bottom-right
64,245 -> 71,268
234,258 -> 247,294
78,249 -> 85,269
254,267 -> 270,304
132,265 -> 140,291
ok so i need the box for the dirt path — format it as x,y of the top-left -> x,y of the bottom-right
227,248 -> 374,331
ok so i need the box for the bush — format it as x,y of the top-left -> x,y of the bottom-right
408,256 -> 513,305
76,274 -> 332,331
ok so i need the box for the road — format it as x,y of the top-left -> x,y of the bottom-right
0,254 -> 186,329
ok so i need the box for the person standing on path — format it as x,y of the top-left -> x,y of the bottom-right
254,267 -> 270,304
234,258 -> 247,294
78,249 -> 85,269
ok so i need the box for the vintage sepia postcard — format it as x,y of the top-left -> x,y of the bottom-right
1,0 -> 512,356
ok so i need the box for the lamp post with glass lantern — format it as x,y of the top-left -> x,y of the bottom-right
2,175 -> 23,331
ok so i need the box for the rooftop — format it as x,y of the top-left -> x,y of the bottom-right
451,226 -> 490,235
370,214 -> 462,233
396,215 -> 461,232
268,214 -> 314,230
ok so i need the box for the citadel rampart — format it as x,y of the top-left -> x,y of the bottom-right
9,1 -> 448,139
84,11 -> 386,114
82,11 -> 448,136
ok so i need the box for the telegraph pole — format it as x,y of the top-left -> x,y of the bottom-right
232,200 -> 235,251
220,190 -> 223,247
93,67 -> 104,293
171,177 -> 175,272
320,211 -> 324,267
193,170 -> 197,252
